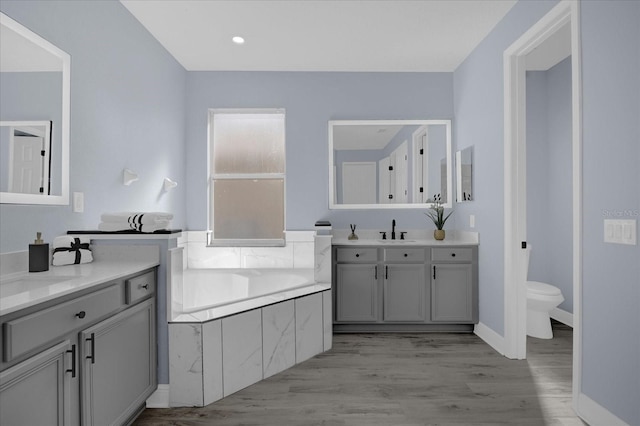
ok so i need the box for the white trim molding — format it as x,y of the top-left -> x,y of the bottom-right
503,0 -> 583,421
550,307 -> 573,328
577,392 -> 630,426
145,384 -> 170,408
474,322 -> 505,356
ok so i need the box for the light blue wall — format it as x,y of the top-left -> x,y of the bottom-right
0,0 -> 186,253
184,71 -> 454,232
452,0 -> 559,336
580,1 -> 639,423
526,57 -> 573,313
455,0 -> 639,423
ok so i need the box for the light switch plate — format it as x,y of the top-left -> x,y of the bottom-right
604,219 -> 636,245
469,215 -> 475,228
73,192 -> 84,213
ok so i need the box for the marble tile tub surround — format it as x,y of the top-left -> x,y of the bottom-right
331,228 -> 479,245
185,231 -> 316,269
169,291 -> 331,407
181,230 -> 332,284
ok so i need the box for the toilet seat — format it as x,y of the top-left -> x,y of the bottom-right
527,281 -> 562,296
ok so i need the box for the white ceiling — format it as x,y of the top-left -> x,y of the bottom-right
120,0 -> 517,72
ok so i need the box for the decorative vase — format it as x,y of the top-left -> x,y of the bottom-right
348,231 -> 359,241
434,229 -> 445,241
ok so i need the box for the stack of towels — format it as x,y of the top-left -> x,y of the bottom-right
98,212 -> 173,233
52,236 -> 93,266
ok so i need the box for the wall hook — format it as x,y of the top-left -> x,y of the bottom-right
123,168 -> 138,186
163,177 -> 177,191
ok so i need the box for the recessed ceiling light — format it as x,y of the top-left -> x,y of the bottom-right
232,36 -> 245,45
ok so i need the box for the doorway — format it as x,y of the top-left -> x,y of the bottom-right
502,0 -> 582,410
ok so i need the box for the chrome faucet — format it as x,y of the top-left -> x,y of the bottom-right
391,219 -> 396,240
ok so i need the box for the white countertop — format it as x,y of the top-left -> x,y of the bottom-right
332,238 -> 478,246
0,259 -> 159,317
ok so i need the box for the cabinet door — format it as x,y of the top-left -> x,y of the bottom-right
335,264 -> 378,322
383,264 -> 426,321
431,264 -> 473,322
80,299 -> 156,426
0,340 -> 75,426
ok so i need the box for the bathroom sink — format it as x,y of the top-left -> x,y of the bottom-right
0,274 -> 77,297
377,239 -> 417,244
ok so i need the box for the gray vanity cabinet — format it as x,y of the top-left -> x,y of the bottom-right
0,268 -> 157,426
0,339 -> 75,426
382,248 -> 427,322
335,248 -> 378,322
80,298 -> 155,426
333,244 -> 478,331
431,248 -> 478,323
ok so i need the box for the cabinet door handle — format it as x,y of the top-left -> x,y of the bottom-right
355,253 -> 360,258
451,253 -> 456,257
66,344 -> 76,378
75,311 -> 86,319
374,266 -> 378,280
86,333 -> 96,364
141,284 -> 149,290
404,253 -> 408,257
385,265 -> 388,279
433,266 -> 436,280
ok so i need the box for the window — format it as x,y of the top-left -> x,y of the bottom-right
208,109 -> 285,246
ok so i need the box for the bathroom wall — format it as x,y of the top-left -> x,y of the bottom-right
580,1 -> 639,424
526,57 -> 573,313
452,0 -> 558,336
454,0 -> 640,423
0,0 -> 186,253
184,71 -> 454,232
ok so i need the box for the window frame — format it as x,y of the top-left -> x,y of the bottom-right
207,108 -> 286,247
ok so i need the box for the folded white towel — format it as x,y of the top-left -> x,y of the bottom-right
98,220 -> 171,233
52,236 -> 93,266
100,212 -> 173,224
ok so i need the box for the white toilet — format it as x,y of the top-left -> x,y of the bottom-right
524,246 -> 564,339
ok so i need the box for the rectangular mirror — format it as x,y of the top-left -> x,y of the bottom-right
329,119 -> 452,209
0,12 -> 70,205
456,146 -> 473,202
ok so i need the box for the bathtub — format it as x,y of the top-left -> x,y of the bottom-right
172,267 -> 329,322
167,248 -> 333,406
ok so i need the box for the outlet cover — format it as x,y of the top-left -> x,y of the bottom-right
604,219 -> 636,245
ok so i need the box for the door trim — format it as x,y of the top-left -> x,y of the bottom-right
502,0 -> 582,412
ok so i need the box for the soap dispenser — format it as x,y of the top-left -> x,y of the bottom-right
29,232 -> 49,272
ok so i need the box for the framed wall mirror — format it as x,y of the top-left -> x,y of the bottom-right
0,12 -> 70,205
456,146 -> 473,202
329,119 -> 452,209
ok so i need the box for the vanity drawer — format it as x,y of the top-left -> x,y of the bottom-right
384,248 -> 426,263
3,283 -> 124,362
431,247 -> 473,262
126,270 -> 155,304
336,248 -> 377,263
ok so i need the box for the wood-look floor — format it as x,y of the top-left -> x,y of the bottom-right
134,322 -> 586,425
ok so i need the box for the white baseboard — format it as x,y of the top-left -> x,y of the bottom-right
146,385 -> 170,408
577,392 -> 629,426
474,322 -> 505,356
550,307 -> 573,327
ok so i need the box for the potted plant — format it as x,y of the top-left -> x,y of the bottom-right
425,194 -> 452,240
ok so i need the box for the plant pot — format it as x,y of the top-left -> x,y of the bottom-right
434,229 -> 445,241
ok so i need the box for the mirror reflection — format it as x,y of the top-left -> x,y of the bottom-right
329,120 -> 452,209
0,12 -> 69,205
0,121 -> 52,194
456,146 -> 473,202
